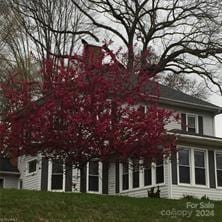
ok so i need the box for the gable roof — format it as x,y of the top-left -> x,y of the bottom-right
158,84 -> 222,114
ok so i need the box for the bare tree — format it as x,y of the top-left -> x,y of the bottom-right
10,0 -> 98,61
71,0 -> 222,94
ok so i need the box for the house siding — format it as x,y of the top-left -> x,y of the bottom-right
171,185 -> 222,201
0,174 -> 19,188
18,154 -> 42,190
108,162 -> 116,195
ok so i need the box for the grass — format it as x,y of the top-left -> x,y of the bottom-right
0,189 -> 222,222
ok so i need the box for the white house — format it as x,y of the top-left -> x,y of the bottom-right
2,84 -> 222,200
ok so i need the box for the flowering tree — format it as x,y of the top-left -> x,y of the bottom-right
0,44 -> 176,167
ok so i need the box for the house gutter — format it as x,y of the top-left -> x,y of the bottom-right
0,171 -> 20,175
159,97 -> 222,115
170,133 -> 222,148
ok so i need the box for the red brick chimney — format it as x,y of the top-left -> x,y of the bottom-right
82,40 -> 104,68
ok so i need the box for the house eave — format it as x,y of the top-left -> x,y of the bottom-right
0,171 -> 20,175
174,133 -> 222,148
159,97 -> 222,115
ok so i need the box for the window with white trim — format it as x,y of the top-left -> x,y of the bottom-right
187,114 -> 197,133
88,161 -> 99,192
28,159 -> 37,174
122,162 -> 129,190
132,160 -> 139,188
216,153 -> 222,187
156,160 -> 164,184
194,150 -> 206,185
178,149 -> 191,184
51,159 -> 64,190
144,160 -> 152,186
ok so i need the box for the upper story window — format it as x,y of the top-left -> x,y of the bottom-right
187,115 -> 196,133
28,159 -> 37,174
216,153 -> 222,187
181,113 -> 203,135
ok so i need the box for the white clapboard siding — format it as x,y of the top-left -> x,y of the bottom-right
171,185 -> 222,201
72,167 -> 80,192
18,154 -> 42,190
3,175 -> 19,188
108,163 -> 116,195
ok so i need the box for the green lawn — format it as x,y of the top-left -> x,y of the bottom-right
0,189 -> 221,222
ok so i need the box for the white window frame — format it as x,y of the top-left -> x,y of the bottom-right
26,158 -> 37,176
194,149 -> 207,186
186,113 -> 199,134
214,151 -> 222,189
86,161 -> 102,194
177,146 -> 209,188
48,159 -> 66,192
119,159 -> 165,193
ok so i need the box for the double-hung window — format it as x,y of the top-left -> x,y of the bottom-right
178,149 -> 191,184
156,160 -> 164,184
144,161 -> 152,186
216,153 -> 222,187
122,162 -> 129,190
51,159 -> 64,190
194,150 -> 206,185
88,161 -> 99,192
132,160 -> 139,188
187,114 -> 197,133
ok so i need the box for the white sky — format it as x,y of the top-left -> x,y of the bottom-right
209,94 -> 222,138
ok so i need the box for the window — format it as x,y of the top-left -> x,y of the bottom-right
132,160 -> 139,188
156,160 -> 164,184
51,159 -> 63,190
88,161 -> 99,192
187,115 -> 196,133
0,178 -> 3,188
178,149 -> 190,184
194,150 -> 206,185
144,161 -> 152,186
28,159 -> 37,174
122,162 -> 129,190
216,153 -> 222,187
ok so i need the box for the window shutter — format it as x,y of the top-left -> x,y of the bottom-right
65,164 -> 73,192
115,161 -> 119,193
171,152 -> 178,185
198,116 -> 203,135
181,113 -> 186,132
41,157 -> 48,191
102,161 -> 109,194
208,151 -> 216,188
80,164 -> 87,193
